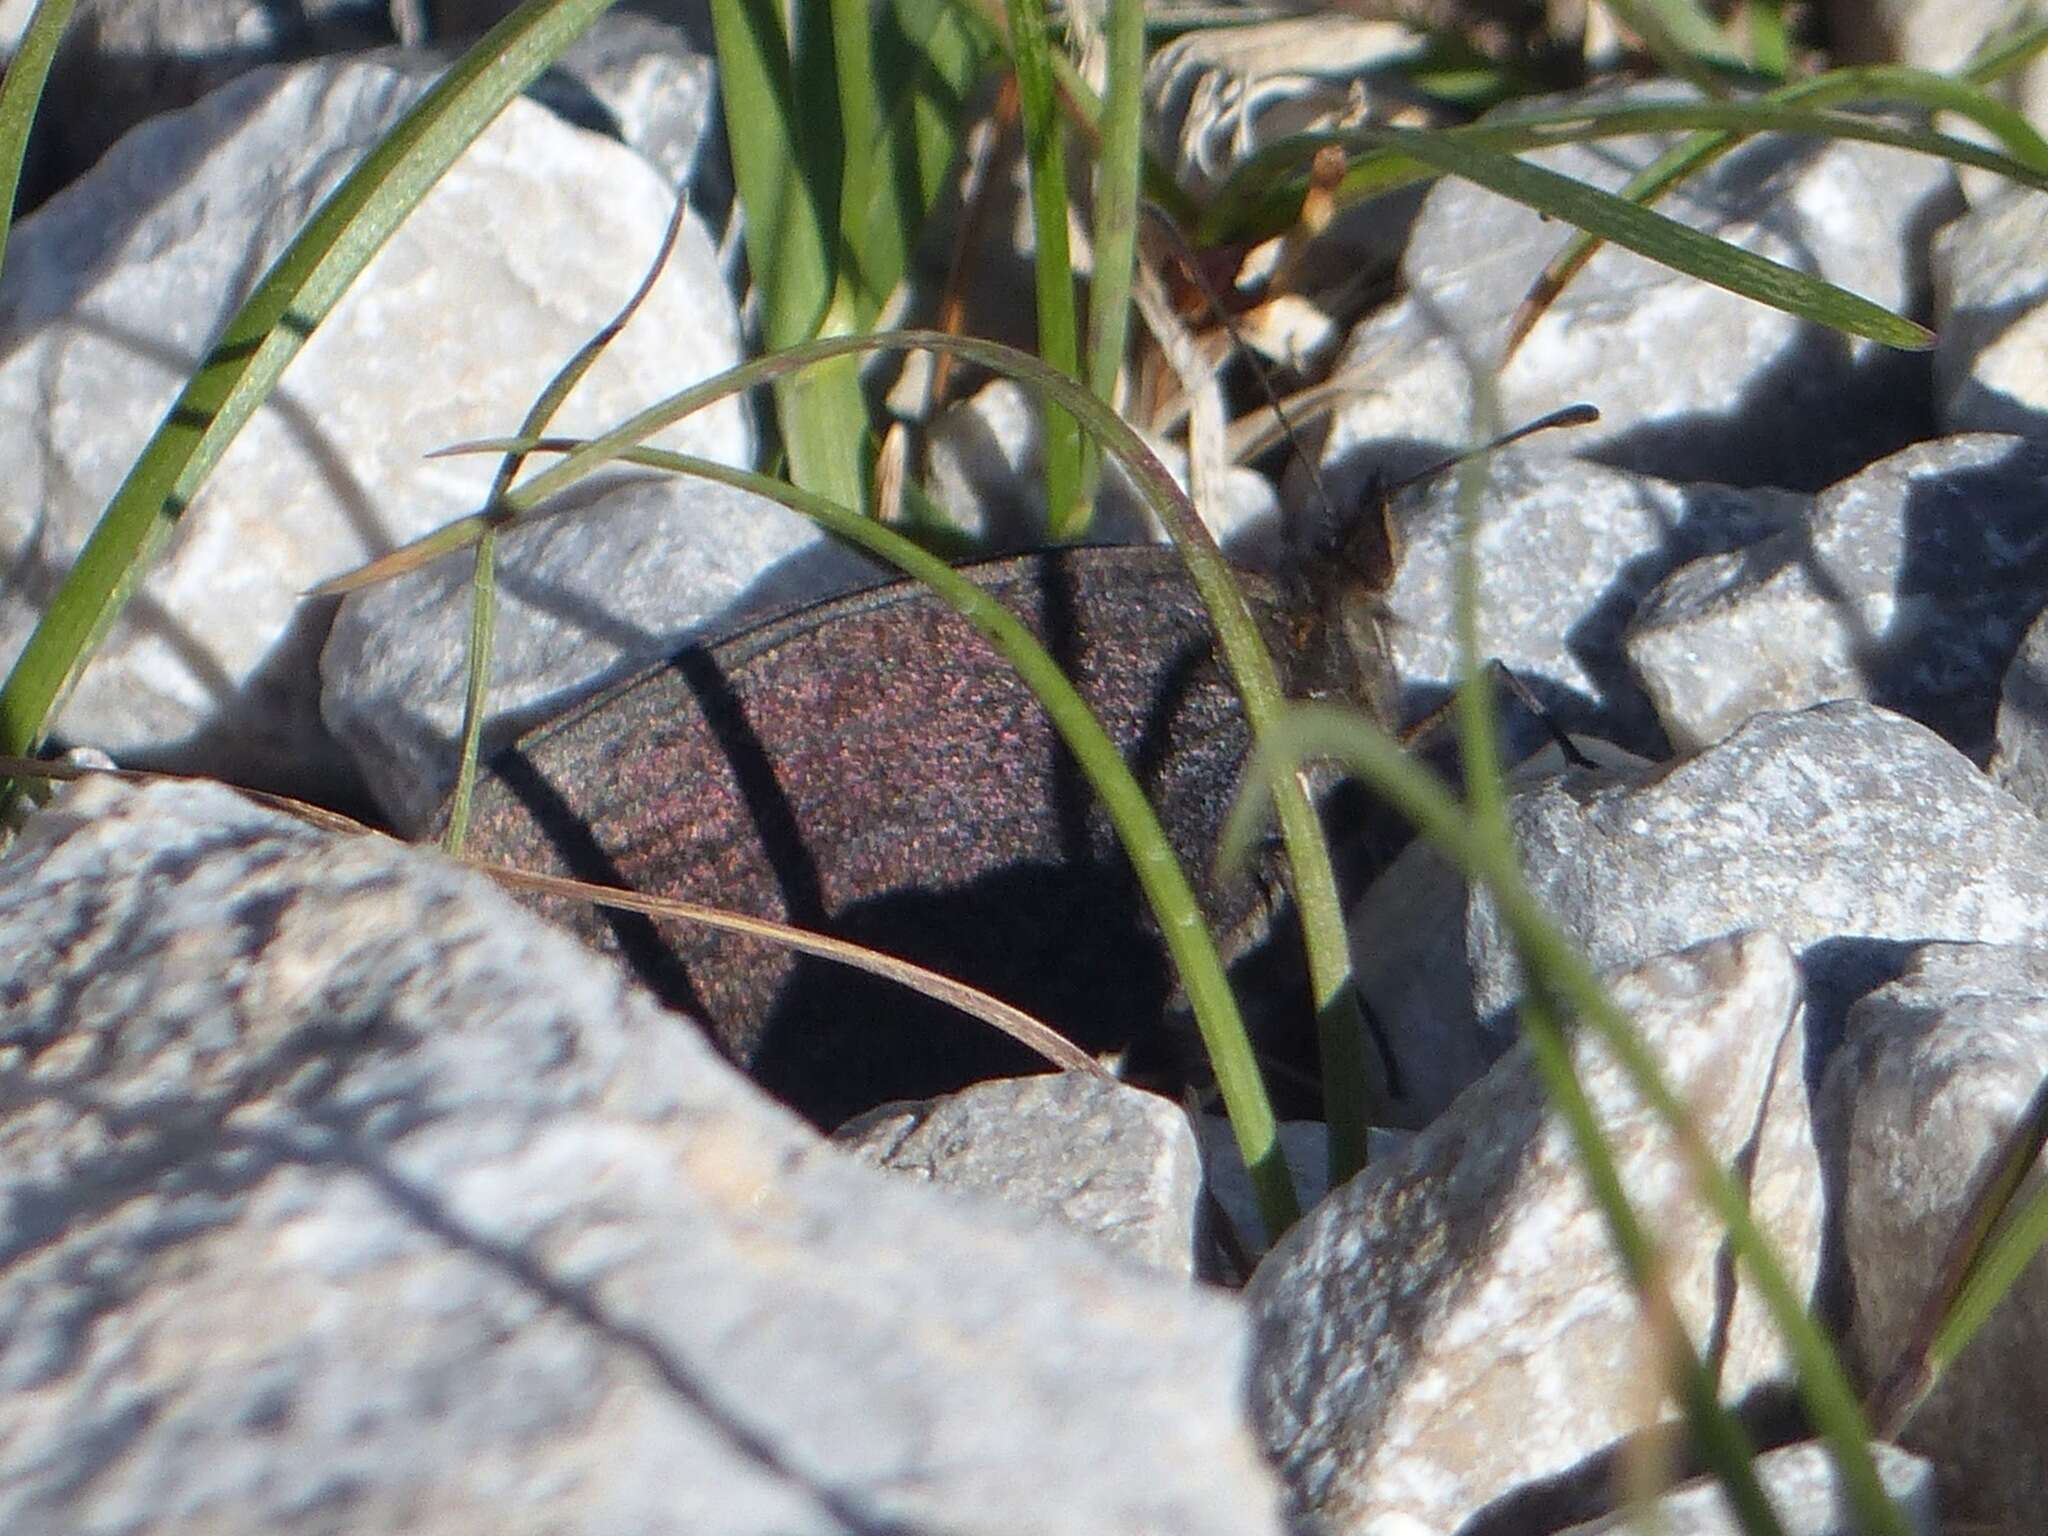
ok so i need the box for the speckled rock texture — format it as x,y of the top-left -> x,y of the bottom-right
1821,942 -> 2048,1530
1352,701 -> 2048,1121
0,58 -> 758,798
832,1072 -> 1203,1276
0,777 -> 1288,1536
1247,931 -> 1823,1536
1625,435 -> 2048,760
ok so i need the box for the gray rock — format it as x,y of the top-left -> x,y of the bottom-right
832,1073 -> 1202,1277
1819,941 -> 2048,1530
1247,931 -> 1822,1536
1373,448 -> 1804,753
1555,1440 -> 1937,1536
1934,189 -> 2048,436
0,775 -> 1289,1536
1311,83 -> 1956,499
1992,605 -> 2048,817
1625,435 -> 2048,758
320,477 -> 878,835
0,60 -> 751,800
1352,701 -> 2048,1122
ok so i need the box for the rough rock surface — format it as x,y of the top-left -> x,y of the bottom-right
0,777 -> 1287,1536
1625,435 -> 2048,759
1248,931 -> 1822,1536
832,1073 -> 1202,1276
1820,942 -> 2048,1530
1352,701 -> 2048,1121
0,60 -> 754,797
1373,448 -> 1803,752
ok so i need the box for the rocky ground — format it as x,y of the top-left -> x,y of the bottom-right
4,1 -> 2048,1532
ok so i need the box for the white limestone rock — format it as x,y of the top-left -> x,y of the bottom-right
1248,931 -> 1823,1536
0,59 -> 756,798
1625,434 -> 2048,759
0,775 -> 1289,1536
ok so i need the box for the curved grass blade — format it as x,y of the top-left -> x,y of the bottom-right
1223,704 -> 1914,1536
442,182 -> 692,856
501,435 -> 1299,1235
1504,67 -> 2048,355
484,863 -> 1111,1076
1379,123 -> 1931,349
1203,82 -> 2048,250
338,329 -> 1386,1203
0,0 -> 78,277
0,0 -> 620,804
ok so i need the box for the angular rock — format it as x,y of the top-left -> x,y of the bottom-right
1935,189 -> 2048,436
1819,942 -> 2048,1530
1625,435 -> 2048,758
1311,83 -> 1955,499
0,776 -> 1288,1536
0,59 -> 759,801
1372,448 -> 1803,753
1352,701 -> 2048,1122
1992,605 -> 2048,818
1247,931 -> 1823,1536
832,1073 -> 1202,1276
1555,1441 -> 1937,1536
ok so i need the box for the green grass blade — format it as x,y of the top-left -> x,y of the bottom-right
1745,0 -> 1790,81
1078,0 -> 1144,519
1225,705 -> 1914,1536
1205,80 -> 2048,248
1519,992 -> 1786,1536
1499,70 -> 2048,352
1380,124 -> 1930,349
0,0 -> 619,791
857,0 -> 992,328
1866,1071 -> 2048,1436
1002,0 -> 1086,537
1927,1171 -> 2048,1405
1598,0 -> 1743,95
708,0 -> 865,512
0,0 -> 78,277
826,0 -> 878,313
443,526 -> 499,855
1435,381 -> 1783,1528
1963,16 -> 2048,84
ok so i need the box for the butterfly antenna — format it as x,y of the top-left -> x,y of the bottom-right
1387,402 -> 1601,498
